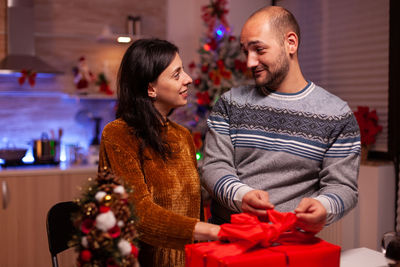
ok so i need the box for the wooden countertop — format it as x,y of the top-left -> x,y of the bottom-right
0,163 -> 98,176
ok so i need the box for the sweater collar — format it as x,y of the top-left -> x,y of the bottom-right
264,81 -> 315,101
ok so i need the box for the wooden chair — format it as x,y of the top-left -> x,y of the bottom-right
46,201 -> 79,267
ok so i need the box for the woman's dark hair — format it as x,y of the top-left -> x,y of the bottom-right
116,38 -> 179,160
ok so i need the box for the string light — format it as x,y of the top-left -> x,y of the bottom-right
196,152 -> 202,161
214,24 -> 226,40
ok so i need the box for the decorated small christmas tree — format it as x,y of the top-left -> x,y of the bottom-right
70,168 -> 139,267
172,0 -> 251,157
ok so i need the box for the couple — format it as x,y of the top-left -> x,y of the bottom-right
98,6 -> 360,267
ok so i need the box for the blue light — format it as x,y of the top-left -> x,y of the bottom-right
0,72 -> 56,78
214,24 -> 227,40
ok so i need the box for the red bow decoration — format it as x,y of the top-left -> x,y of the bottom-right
18,69 -> 37,87
215,210 -> 316,256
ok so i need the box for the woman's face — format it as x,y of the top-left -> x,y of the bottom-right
149,53 -> 192,118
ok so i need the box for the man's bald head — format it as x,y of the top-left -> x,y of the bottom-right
246,6 -> 300,45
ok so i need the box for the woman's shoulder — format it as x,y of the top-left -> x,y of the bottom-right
102,118 -> 136,142
168,120 -> 191,136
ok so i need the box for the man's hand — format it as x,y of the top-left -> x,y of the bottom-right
294,198 -> 327,233
241,190 -> 274,217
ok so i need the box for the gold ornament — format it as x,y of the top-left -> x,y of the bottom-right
83,203 -> 98,216
103,194 -> 113,206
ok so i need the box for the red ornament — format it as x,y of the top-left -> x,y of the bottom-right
216,59 -> 224,69
234,59 -> 247,73
196,91 -> 211,106
194,78 -> 201,87
108,225 -> 121,238
201,65 -> 209,73
80,249 -> 92,262
131,244 -> 139,258
81,218 -> 95,234
203,43 -> 211,51
208,38 -> 218,51
188,61 -> 196,72
99,205 -> 111,213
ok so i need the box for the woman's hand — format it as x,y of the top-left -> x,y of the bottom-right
193,221 -> 221,241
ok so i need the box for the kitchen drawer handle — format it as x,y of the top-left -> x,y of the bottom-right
2,180 -> 9,210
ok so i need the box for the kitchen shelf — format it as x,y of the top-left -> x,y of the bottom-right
67,93 -> 117,101
0,91 -> 68,98
0,91 -> 117,101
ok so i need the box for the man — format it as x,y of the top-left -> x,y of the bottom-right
201,6 -> 360,233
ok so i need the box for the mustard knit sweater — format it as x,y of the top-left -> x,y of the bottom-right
98,118 -> 200,267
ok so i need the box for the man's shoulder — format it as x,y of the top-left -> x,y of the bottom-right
219,85 -> 256,105
221,84 -> 255,100
311,83 -> 351,114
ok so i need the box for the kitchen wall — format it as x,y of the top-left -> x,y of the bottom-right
0,0 -> 167,161
1,0 -> 388,161
0,0 -> 268,162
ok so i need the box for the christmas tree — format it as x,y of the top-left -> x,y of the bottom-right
172,0 -> 251,158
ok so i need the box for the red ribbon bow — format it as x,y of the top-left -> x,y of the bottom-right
216,210 -> 316,256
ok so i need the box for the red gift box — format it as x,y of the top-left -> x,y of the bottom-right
185,210 -> 340,267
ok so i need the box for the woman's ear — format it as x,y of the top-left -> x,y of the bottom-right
148,84 -> 157,99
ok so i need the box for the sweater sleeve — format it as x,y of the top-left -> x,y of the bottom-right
314,110 -> 360,225
201,95 -> 254,213
98,124 -> 198,250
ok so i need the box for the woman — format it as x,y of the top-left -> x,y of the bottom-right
98,38 -> 220,267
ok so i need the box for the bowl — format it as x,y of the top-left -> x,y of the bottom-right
0,148 -> 28,162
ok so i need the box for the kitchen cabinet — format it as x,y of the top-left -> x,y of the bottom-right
0,166 -> 97,267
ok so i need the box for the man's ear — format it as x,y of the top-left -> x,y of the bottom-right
148,84 -> 157,98
286,32 -> 298,55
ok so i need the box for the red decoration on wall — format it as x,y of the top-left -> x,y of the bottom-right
18,69 -> 37,87
354,106 -> 382,146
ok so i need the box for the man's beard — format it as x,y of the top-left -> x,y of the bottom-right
254,50 -> 289,92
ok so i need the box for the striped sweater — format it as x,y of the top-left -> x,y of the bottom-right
201,82 -> 360,225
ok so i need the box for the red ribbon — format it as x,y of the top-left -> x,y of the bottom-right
216,210 -> 316,255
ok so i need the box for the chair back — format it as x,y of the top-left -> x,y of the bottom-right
46,201 -> 79,267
